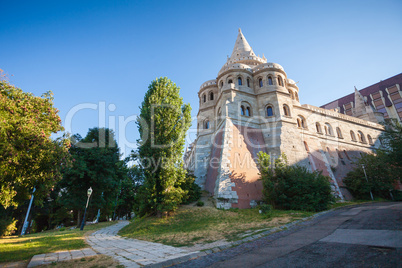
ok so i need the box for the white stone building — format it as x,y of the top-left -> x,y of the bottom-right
184,29 -> 384,209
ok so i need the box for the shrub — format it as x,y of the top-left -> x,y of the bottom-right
0,217 -> 17,236
259,204 -> 273,218
343,153 -> 399,200
181,172 -> 201,204
196,201 -> 204,207
257,152 -> 334,212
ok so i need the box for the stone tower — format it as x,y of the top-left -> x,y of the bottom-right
184,29 -> 384,208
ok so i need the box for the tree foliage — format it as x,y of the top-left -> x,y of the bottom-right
257,152 -> 334,212
57,128 -> 124,225
344,119 -> 402,200
136,77 -> 191,216
0,78 -> 70,208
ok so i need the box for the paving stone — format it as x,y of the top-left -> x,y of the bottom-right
69,249 -> 85,259
81,248 -> 97,256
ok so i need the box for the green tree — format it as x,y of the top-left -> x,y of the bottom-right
380,119 -> 402,179
57,128 -> 124,225
343,119 -> 402,200
136,77 -> 191,217
0,77 -> 70,208
114,164 -> 144,219
257,152 -> 334,212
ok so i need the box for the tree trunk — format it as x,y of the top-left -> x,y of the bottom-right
77,210 -> 81,228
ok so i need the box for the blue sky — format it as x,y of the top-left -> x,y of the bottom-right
1,0 -> 401,157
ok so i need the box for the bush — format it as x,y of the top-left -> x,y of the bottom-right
196,201 -> 204,207
180,172 -> 202,204
343,150 -> 400,200
259,204 -> 273,218
257,152 -> 334,212
0,217 -> 17,236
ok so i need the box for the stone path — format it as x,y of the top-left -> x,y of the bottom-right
27,248 -> 97,267
86,221 -> 201,267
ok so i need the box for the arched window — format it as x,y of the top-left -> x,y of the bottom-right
209,91 -> 214,101
325,123 -> 333,136
283,104 -> 290,116
350,131 -> 356,141
358,131 -> 366,143
203,94 -> 206,103
295,92 -> 299,101
247,78 -> 250,87
367,134 -> 373,145
220,81 -> 223,88
268,76 -> 273,85
267,106 -> 273,117
304,141 -> 309,152
246,107 -> 251,117
336,127 -> 343,138
316,122 -> 322,133
344,150 -> 351,160
298,115 -> 307,129
259,78 -> 263,88
205,120 -> 210,129
241,105 -> 245,116
278,76 -> 283,86
238,77 -> 242,86
290,90 -> 294,99
228,79 -> 233,84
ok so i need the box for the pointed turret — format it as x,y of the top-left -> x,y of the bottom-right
228,28 -> 260,62
218,29 -> 267,75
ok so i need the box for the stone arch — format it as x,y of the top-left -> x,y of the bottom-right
297,115 -> 307,129
350,130 -> 357,141
204,119 -> 210,129
367,134 -> 373,145
324,123 -> 333,136
357,130 -> 366,143
316,122 -> 322,133
336,127 -> 343,138
278,75 -> 283,86
241,101 -> 252,117
238,76 -> 243,86
266,104 -> 274,117
283,104 -> 291,116
268,75 -> 273,85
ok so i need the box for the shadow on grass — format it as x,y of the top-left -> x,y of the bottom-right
0,221 -> 116,263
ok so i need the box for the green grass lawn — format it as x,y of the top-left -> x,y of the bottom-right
0,221 -> 116,263
118,206 -> 314,247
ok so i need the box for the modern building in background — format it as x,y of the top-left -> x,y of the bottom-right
184,29 -> 384,209
321,73 -> 402,123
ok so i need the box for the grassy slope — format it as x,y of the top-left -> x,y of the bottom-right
0,222 -> 116,263
119,206 -> 314,247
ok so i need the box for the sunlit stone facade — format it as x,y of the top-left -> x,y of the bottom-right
184,29 -> 384,209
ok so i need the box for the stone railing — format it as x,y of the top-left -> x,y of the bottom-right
302,104 -> 384,129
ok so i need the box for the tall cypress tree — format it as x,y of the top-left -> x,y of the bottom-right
137,77 -> 191,216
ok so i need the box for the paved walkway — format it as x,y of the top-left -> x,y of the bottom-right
27,248 -> 97,267
86,221 -> 200,267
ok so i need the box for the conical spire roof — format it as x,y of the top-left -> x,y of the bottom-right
218,29 -> 267,75
229,28 -> 255,61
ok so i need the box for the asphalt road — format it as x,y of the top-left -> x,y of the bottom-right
175,202 -> 401,268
